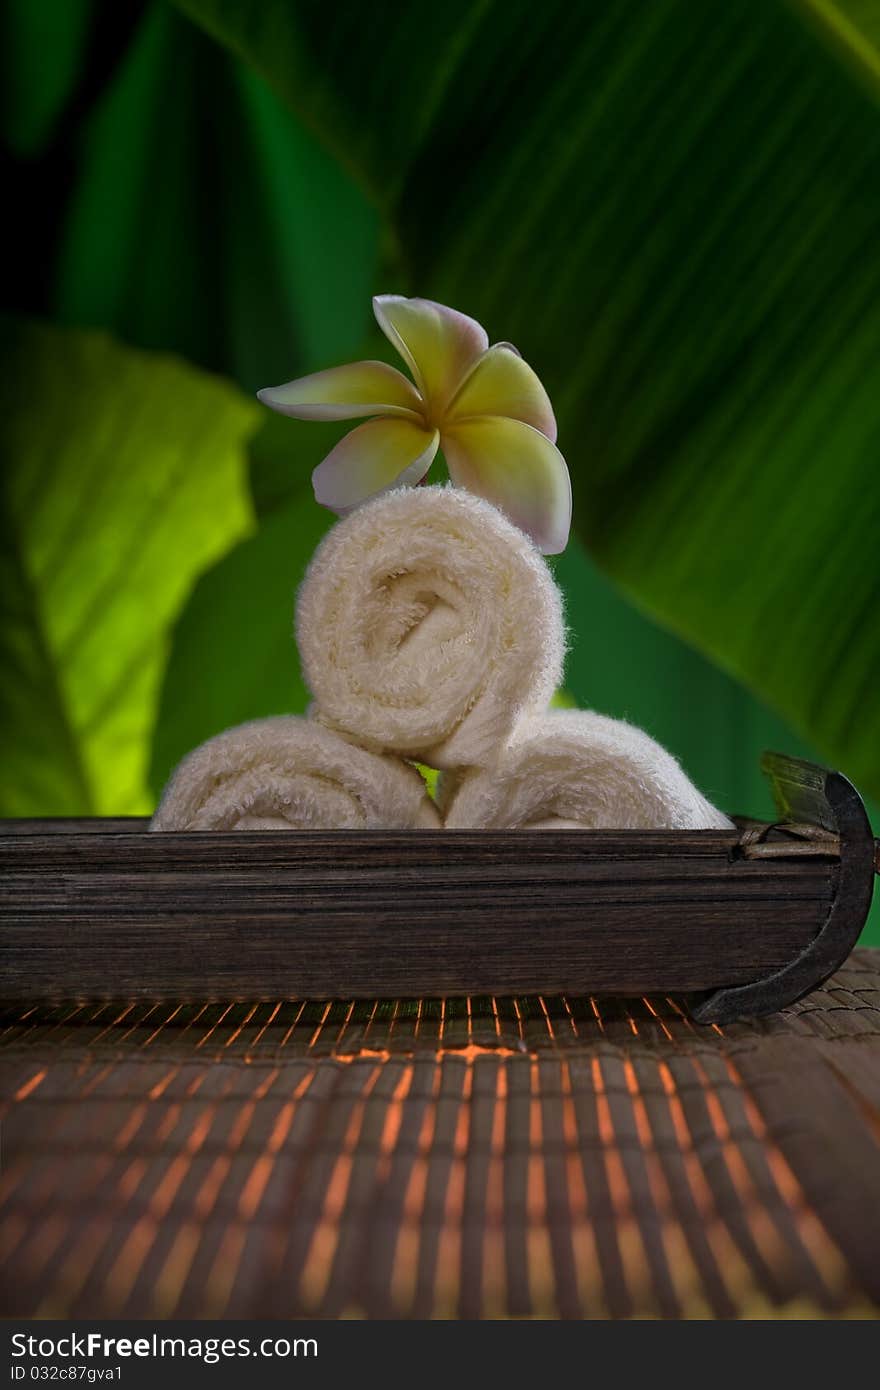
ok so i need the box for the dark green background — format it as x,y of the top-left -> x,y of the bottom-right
2,0 -> 877,940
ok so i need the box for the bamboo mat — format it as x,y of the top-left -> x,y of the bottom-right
1,951 -> 878,1320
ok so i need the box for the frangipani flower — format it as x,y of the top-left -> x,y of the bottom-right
257,295 -> 571,553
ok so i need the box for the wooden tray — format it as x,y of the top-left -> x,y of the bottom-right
1,753 -> 876,1024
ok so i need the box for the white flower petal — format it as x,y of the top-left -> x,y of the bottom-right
312,417 -> 440,512
441,415 -> 571,554
373,295 -> 489,417
258,360 -> 424,421
446,343 -> 557,441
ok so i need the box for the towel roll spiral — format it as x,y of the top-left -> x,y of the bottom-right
151,716 -> 439,831
297,486 -> 565,769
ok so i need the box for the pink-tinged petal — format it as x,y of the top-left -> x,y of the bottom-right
257,360 -> 424,421
373,295 -> 489,417
313,418 -> 440,512
441,416 -> 571,554
446,343 -> 557,442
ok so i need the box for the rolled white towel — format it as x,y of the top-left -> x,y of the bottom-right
440,710 -> 733,830
150,716 -> 440,831
297,485 -> 565,768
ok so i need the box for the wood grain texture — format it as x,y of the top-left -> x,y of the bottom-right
0,753 -> 873,1012
1,823 -> 835,1000
694,755 -> 876,1022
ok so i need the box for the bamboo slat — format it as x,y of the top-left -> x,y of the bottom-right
1,949 -> 878,1319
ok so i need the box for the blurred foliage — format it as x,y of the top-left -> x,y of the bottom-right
1,0 -> 96,156
1,0 -> 877,940
150,484 -> 332,794
175,0 -> 880,804
0,317 -> 257,814
53,2 -> 380,390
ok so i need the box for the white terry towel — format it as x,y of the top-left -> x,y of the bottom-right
296,485 -> 565,769
150,716 -> 440,831
441,710 -> 734,830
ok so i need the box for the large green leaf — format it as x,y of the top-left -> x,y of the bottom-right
55,1 -> 379,392
1,0 -> 95,157
0,318 -> 258,815
552,540 -> 823,819
43,0 -> 383,809
150,488 -> 333,797
174,0 -> 880,802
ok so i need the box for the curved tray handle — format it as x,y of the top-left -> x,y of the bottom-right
693,753 -> 876,1024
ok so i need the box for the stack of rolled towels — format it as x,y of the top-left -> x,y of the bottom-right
151,487 -> 732,833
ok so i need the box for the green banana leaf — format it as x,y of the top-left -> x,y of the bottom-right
53,2 -> 380,393
0,318 -> 258,815
1,0 -> 96,157
150,485 -> 333,798
173,0 -> 880,803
